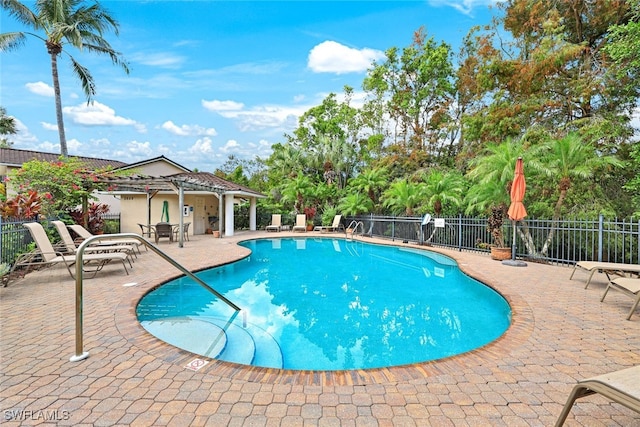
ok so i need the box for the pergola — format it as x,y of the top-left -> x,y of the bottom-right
98,172 -> 264,247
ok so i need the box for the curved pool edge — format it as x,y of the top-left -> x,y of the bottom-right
116,235 -> 534,386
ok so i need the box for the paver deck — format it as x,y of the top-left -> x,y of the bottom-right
1,231 -> 639,426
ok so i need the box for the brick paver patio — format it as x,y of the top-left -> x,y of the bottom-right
1,231 -> 639,426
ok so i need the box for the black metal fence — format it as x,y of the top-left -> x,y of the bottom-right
0,214 -> 121,266
345,214 -> 640,266
2,213 -> 639,267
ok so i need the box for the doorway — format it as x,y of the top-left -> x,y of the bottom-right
194,197 -> 206,234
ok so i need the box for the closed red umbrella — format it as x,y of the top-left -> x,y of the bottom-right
505,157 -> 527,265
508,157 -> 527,221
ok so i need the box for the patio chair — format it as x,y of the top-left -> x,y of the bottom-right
155,222 -> 174,243
600,277 -> 640,320
569,261 -> 640,289
138,223 -> 154,238
555,365 -> 640,426
68,224 -> 147,253
292,214 -> 307,232
19,222 -> 131,280
173,222 -> 190,241
266,214 -> 282,232
51,221 -> 136,261
315,215 -> 344,233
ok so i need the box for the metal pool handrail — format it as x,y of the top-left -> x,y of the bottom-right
346,220 -> 364,240
70,233 -> 241,362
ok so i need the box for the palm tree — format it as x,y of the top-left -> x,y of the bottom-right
268,143 -> 307,178
382,179 -> 423,216
0,106 -> 17,147
530,133 -> 623,220
529,132 -> 623,255
280,173 -> 314,214
421,170 -> 465,215
464,138 -> 525,247
466,138 -> 525,190
337,192 -> 372,217
1,0 -> 129,156
349,167 -> 389,211
311,135 -> 357,189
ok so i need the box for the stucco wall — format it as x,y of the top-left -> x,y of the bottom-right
120,193 -> 220,236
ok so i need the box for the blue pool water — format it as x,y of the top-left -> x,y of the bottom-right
137,238 -> 511,370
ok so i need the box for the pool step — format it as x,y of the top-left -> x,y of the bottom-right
141,315 -> 283,369
197,316 -> 284,369
140,317 -> 227,359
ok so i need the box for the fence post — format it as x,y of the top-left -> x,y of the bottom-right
392,219 -> 395,241
598,214 -> 604,262
458,213 -> 462,251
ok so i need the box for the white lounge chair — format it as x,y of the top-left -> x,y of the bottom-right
314,215 -> 344,233
68,224 -> 146,252
265,214 -> 282,232
22,222 -> 131,279
600,277 -> 640,320
52,220 -> 136,261
569,261 -> 640,289
292,214 -> 307,232
555,365 -> 640,426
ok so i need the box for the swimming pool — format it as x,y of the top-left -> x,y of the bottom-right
137,238 -> 511,370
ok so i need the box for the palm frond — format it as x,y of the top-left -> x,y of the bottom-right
69,56 -> 95,102
0,31 -> 27,51
2,0 -> 40,27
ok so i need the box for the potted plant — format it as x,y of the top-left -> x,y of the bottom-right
303,206 -> 316,231
487,204 -> 511,260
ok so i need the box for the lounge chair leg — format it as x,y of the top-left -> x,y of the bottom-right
555,385 -> 594,427
569,265 -> 578,280
627,297 -> 640,320
584,271 -> 596,289
600,284 -> 611,302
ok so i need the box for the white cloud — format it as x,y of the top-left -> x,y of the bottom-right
308,41 -> 385,74
220,105 -> 305,132
189,137 -> 215,154
220,139 -> 240,153
25,81 -> 54,97
6,118 -> 39,147
202,99 -> 245,111
203,98 -> 300,132
63,101 -> 146,132
130,52 -> 186,69
214,138 -> 273,160
41,122 -> 58,131
127,140 -> 154,156
38,141 -> 59,152
66,138 -> 82,151
161,120 -> 217,137
427,0 -> 501,15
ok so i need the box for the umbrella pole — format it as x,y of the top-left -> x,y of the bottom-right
512,220 -> 517,260
502,220 -> 527,266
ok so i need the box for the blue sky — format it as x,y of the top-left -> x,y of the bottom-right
1,1 -> 499,171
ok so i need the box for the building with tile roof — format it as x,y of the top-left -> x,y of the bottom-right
1,148 -> 265,240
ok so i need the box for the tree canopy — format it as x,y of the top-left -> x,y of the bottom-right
1,0 -> 129,156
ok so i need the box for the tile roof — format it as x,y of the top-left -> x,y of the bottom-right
1,148 -> 127,169
1,148 -> 264,198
